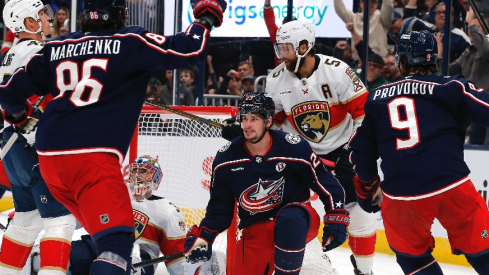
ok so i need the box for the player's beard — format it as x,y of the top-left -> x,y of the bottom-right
285,56 -> 306,72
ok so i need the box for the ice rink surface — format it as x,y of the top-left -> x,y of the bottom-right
156,247 -> 477,275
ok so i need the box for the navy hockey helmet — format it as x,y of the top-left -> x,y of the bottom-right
395,30 -> 437,67
84,0 -> 126,22
238,93 -> 275,122
128,155 -> 163,200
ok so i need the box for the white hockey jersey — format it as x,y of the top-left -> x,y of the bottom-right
266,54 -> 368,156
132,196 -> 187,275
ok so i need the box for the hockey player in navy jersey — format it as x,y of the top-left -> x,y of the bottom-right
184,93 -> 349,275
0,0 -> 76,274
0,0 -> 227,273
349,30 -> 489,275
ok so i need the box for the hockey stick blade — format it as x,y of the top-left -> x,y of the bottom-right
143,101 -> 223,129
0,95 -> 46,160
468,0 -> 489,35
132,251 -> 184,269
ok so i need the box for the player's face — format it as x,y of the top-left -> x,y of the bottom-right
275,43 -> 296,63
241,114 -> 267,143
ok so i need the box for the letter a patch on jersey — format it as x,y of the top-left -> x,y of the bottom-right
292,101 -> 330,143
133,209 -> 149,240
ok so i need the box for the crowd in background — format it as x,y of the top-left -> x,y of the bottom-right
0,0 -> 488,144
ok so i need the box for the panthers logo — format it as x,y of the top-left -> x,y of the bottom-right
292,102 -> 330,143
133,209 -> 149,240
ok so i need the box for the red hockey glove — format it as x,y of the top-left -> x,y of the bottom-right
183,225 -> 218,264
322,209 -> 350,251
191,0 -> 227,28
353,175 -> 381,213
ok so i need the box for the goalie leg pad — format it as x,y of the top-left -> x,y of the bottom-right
90,231 -> 135,275
395,253 -> 443,275
40,214 -> 76,271
274,206 -> 308,275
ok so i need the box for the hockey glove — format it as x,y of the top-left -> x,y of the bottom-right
353,175 -> 381,213
221,117 -> 242,141
184,225 -> 218,264
191,0 -> 227,28
322,209 -> 350,251
3,101 -> 42,134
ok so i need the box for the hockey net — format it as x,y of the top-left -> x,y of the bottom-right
128,105 -> 337,275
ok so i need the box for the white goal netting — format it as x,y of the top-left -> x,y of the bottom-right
130,106 -> 337,275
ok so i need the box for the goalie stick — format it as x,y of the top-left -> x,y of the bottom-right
132,251 -> 184,269
0,96 -> 46,160
143,101 -> 224,129
468,0 -> 489,35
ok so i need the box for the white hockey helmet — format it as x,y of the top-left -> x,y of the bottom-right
274,20 -> 315,72
3,0 -> 53,34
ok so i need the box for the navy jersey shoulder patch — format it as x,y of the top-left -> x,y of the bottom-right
285,133 -> 301,144
219,142 -> 231,152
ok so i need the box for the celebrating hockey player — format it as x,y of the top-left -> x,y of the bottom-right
0,1 -> 76,274
184,93 -> 349,275
349,30 -> 489,274
267,20 -> 376,275
0,0 -> 227,273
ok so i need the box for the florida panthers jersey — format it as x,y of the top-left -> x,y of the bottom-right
266,55 -> 368,156
200,130 -> 345,232
0,23 -> 210,163
349,75 -> 489,199
132,196 -> 186,274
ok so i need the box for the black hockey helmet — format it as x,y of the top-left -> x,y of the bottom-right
395,30 -> 437,67
238,92 -> 275,122
84,0 -> 126,22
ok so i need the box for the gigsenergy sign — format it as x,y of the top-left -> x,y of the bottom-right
181,0 -> 353,38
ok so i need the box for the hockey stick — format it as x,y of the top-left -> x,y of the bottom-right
468,0 -> 489,35
132,251 -> 185,269
0,96 -> 46,160
143,101 -> 223,129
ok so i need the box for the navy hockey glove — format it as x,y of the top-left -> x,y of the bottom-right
353,175 -> 381,213
322,209 -> 350,251
191,0 -> 227,27
335,145 -> 355,177
3,101 -> 42,134
221,117 -> 242,141
184,225 -> 218,263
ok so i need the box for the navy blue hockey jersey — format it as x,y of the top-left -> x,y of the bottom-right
349,74 -> 489,199
0,23 -> 210,162
200,130 -> 345,232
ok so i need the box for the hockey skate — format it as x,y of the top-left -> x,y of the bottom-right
350,254 -> 374,275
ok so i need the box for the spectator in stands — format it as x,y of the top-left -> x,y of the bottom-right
433,2 -> 470,63
332,40 -> 356,68
237,60 -> 255,78
51,7 -> 70,38
387,10 -> 404,51
383,53 -> 403,82
205,55 -> 219,94
240,75 -> 264,95
145,78 -> 164,104
180,68 -> 198,100
161,70 -> 194,106
437,4 -> 489,145
334,0 -> 393,57
347,22 -> 389,90
216,68 -> 242,96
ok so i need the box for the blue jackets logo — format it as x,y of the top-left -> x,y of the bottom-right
239,177 -> 285,214
292,101 -> 330,143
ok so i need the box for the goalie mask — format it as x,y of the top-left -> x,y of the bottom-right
128,155 -> 163,200
3,0 -> 54,34
274,20 -> 315,73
